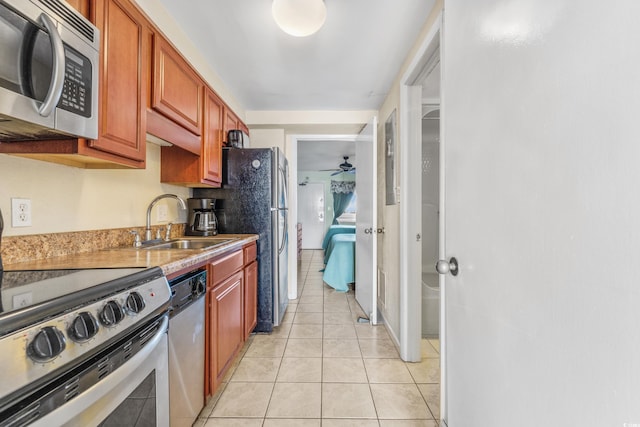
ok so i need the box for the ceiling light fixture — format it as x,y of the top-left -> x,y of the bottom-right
272,0 -> 327,37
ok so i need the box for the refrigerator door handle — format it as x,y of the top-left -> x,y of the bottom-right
279,210 -> 288,255
279,166 -> 289,210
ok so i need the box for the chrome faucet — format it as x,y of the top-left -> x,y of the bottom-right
145,194 -> 186,242
165,223 -> 173,241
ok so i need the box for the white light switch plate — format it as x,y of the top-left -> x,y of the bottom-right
11,198 -> 32,227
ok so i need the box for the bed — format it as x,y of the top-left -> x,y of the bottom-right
322,233 -> 356,292
322,225 -> 356,263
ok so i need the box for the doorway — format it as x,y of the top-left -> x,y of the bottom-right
399,21 -> 442,358
293,129 -> 377,323
297,182 -> 326,249
421,104 -> 440,340
399,11 -> 444,423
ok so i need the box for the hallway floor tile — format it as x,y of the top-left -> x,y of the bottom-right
197,250 -> 441,426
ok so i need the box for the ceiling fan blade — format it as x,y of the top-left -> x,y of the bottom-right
330,170 -> 343,176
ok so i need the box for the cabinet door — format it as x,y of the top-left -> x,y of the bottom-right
238,120 -> 250,136
223,108 -> 239,146
209,270 -> 244,391
151,36 -> 203,137
90,0 -> 147,163
243,260 -> 258,340
66,0 -> 90,18
203,88 -> 223,185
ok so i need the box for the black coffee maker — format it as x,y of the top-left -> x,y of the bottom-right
185,198 -> 218,236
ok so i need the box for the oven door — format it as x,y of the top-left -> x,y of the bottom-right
30,315 -> 169,427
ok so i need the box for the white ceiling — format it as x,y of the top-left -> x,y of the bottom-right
155,0 -> 435,111
297,139 -> 355,171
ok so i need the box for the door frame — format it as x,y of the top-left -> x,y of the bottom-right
355,117 -> 378,325
399,9 -> 445,419
287,133 -> 358,301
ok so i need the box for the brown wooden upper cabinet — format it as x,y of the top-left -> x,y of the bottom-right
238,121 -> 250,135
148,34 -> 203,155
160,87 -> 223,187
202,89 -> 224,185
0,0 -> 249,171
222,108 -> 249,147
0,0 -> 148,168
66,0 -> 90,18
90,0 -> 148,164
223,109 -> 239,146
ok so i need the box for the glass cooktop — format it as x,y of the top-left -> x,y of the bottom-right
0,267 -> 161,335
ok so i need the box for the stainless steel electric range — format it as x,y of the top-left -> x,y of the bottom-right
0,266 -> 172,427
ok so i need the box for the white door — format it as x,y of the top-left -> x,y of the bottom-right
443,1 -> 640,426
298,182 -> 325,249
355,117 -> 377,324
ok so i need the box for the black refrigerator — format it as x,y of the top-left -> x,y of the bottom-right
194,147 -> 289,332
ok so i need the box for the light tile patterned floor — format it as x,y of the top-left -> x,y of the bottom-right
195,250 -> 440,427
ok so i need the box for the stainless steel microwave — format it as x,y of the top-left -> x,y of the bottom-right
0,0 -> 99,141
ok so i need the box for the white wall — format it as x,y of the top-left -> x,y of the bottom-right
0,144 -> 189,237
250,129 -> 286,151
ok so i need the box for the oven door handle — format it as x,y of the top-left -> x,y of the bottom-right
30,314 -> 170,427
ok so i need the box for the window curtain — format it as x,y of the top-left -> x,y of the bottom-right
331,180 -> 356,224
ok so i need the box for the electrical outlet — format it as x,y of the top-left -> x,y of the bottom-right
157,204 -> 168,221
13,292 -> 33,309
11,198 -> 32,227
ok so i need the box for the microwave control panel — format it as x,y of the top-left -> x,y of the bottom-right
59,45 -> 92,118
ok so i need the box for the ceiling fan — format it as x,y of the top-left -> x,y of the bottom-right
329,156 -> 356,176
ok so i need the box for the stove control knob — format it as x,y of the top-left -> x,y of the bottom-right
69,312 -> 99,342
100,300 -> 124,326
125,292 -> 145,315
28,326 -> 66,362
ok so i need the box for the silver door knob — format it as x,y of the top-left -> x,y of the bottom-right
364,228 -> 373,234
436,257 -> 459,276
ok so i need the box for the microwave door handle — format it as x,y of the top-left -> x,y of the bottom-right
37,14 -> 65,117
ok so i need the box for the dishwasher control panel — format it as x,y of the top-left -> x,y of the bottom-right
168,269 -> 207,317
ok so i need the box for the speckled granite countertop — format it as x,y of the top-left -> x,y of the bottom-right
3,234 -> 258,277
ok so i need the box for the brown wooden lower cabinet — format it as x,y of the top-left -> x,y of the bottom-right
205,241 -> 258,397
208,270 -> 244,392
243,260 -> 258,340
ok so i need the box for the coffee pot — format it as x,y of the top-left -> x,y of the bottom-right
186,198 -> 218,236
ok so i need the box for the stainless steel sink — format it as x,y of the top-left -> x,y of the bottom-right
142,238 -> 236,250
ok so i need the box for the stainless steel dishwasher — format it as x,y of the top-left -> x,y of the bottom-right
168,269 -> 207,427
